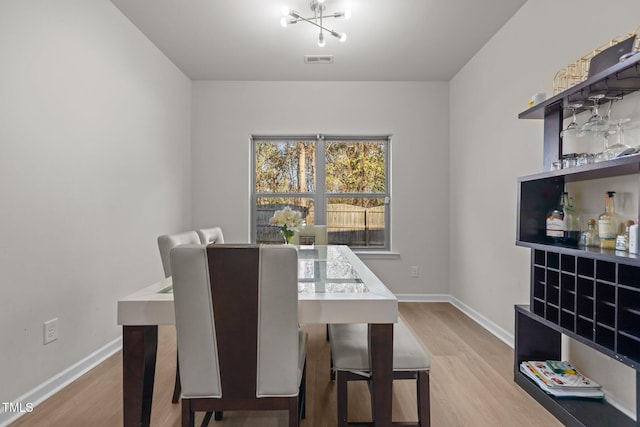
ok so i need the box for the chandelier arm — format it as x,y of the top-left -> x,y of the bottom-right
290,14 -> 343,21
289,13 -> 337,34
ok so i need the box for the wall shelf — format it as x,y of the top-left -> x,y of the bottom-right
519,154 -> 640,183
519,54 -> 640,120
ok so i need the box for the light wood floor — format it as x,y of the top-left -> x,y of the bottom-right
10,303 -> 562,427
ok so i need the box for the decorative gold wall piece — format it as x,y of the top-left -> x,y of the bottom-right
552,25 -> 640,96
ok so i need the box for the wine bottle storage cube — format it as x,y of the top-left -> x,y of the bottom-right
576,276 -> 594,321
547,272 -> 560,303
595,260 -> 616,283
619,264 -> 640,288
576,316 -> 594,341
560,309 -> 575,332
577,257 -> 594,277
560,272 -> 575,305
561,254 -> 575,272
595,324 -> 615,350
533,267 -> 545,305
547,252 -> 560,270
594,296 -> 615,328
529,248 -> 640,367
618,287 -> 640,364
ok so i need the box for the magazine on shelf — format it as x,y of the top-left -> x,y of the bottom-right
525,361 -> 601,389
520,363 -> 604,399
546,360 -> 577,374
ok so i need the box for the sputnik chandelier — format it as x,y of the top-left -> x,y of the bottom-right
280,0 -> 351,47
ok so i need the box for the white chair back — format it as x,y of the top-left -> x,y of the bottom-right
171,244 -> 301,399
197,227 -> 225,244
157,231 -> 200,277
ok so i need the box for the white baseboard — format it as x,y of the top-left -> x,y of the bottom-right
448,296 -> 515,348
395,293 -> 451,302
396,293 -> 514,348
0,337 -> 122,427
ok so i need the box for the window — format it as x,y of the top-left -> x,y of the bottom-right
251,135 -> 390,249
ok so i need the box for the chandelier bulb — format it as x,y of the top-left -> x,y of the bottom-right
280,17 -> 288,27
318,32 -> 326,47
344,9 -> 352,19
281,5 -> 290,16
317,0 -> 325,3
339,32 -> 347,42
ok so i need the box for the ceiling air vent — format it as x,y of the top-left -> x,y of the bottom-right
304,55 -> 334,64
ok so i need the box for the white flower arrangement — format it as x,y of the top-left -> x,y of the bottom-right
269,206 -> 303,243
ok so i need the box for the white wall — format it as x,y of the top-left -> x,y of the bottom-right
0,0 -> 191,408
191,81 -> 449,295
450,0 -> 640,416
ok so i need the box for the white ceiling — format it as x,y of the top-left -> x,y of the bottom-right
110,0 -> 527,81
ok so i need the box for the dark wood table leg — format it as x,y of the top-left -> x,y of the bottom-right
368,323 -> 393,427
123,325 -> 158,427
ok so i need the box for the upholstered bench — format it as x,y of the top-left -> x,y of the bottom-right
328,318 -> 431,427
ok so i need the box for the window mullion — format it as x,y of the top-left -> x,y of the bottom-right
315,136 -> 326,225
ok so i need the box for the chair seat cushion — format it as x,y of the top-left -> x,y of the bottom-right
329,318 -> 430,372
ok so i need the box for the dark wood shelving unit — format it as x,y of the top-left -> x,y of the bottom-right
516,54 -> 640,427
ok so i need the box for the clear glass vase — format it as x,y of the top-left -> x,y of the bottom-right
280,227 -> 294,244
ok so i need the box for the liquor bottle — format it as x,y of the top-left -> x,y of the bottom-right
546,195 -> 565,243
615,220 -> 635,251
598,191 -> 622,249
579,219 -> 600,248
546,192 -> 577,244
563,193 -> 580,245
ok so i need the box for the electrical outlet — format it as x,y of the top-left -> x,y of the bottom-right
410,266 -> 419,278
43,318 -> 58,345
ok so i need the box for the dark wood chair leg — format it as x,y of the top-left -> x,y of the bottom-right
200,411 -> 213,427
214,411 -> 223,421
181,399 -> 194,427
329,348 -> 335,381
299,360 -> 307,419
417,371 -> 430,427
288,396 -> 299,427
337,371 -> 348,427
172,352 -> 181,404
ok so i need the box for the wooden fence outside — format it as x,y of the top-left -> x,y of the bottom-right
256,203 -> 384,246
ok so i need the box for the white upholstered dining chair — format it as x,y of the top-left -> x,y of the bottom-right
158,231 -> 201,278
157,230 -> 201,404
329,319 -> 431,427
170,243 -> 307,427
196,226 -> 224,245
